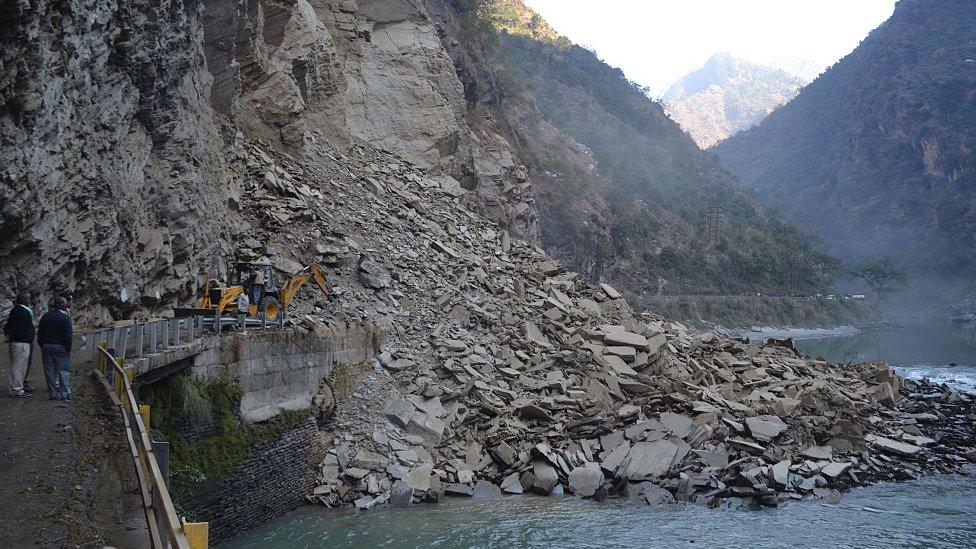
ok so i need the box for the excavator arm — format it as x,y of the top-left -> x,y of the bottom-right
280,263 -> 332,308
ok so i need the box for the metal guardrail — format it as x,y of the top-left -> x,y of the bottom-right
89,316 -> 206,366
94,345 -> 208,549
88,312 -> 282,367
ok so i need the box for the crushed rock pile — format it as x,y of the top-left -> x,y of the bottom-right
233,133 -> 976,510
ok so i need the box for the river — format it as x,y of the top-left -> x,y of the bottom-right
225,320 -> 976,549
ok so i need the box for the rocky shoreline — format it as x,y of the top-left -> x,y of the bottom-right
232,137 -> 976,513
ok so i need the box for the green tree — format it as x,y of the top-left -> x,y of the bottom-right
850,256 -> 907,304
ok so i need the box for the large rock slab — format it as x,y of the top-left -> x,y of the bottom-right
865,434 -> 922,456
472,480 -> 503,499
604,331 -> 649,350
745,415 -> 788,442
500,472 -> 523,494
621,440 -> 679,480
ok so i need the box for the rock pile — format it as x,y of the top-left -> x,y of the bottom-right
236,134 -> 976,511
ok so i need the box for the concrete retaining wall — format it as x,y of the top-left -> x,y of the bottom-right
192,322 -> 383,422
176,321 -> 383,543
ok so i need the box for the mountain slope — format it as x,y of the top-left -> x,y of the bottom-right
714,0 -> 976,298
428,0 -> 838,297
662,53 -> 806,148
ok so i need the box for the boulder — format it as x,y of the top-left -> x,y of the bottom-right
472,480 -> 503,499
568,464 -> 604,497
532,460 -> 559,494
390,481 -> 413,506
403,464 -> 433,492
604,331 -> 649,349
500,472 -> 523,494
350,450 -> 388,471
770,459 -> 791,486
637,482 -> 676,505
865,434 -> 922,456
444,483 -> 475,497
358,258 -> 391,289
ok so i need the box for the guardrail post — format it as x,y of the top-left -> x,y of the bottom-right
135,325 -> 144,358
113,358 -> 125,397
161,321 -> 169,351
110,328 -> 118,356
188,317 -> 195,341
120,327 -> 130,360
184,522 -> 209,549
174,319 -> 181,346
149,322 -> 158,354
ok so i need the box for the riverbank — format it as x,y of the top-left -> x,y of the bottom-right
227,468 -> 976,548
636,295 -> 873,331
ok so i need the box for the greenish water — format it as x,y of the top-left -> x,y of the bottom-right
225,321 -> 976,548
226,471 -> 976,548
787,320 -> 976,392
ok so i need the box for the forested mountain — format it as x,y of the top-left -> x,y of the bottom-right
662,53 -> 806,148
429,0 -> 838,297
714,0 -> 976,301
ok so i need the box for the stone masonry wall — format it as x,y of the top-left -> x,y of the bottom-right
180,416 -> 324,545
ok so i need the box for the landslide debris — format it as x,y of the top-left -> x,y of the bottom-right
234,133 -> 976,510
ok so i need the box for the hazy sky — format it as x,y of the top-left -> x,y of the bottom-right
523,0 -> 897,96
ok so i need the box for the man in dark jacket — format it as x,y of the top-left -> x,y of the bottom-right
38,297 -> 72,400
3,291 -> 35,397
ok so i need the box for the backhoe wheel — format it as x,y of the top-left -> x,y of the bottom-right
259,296 -> 281,321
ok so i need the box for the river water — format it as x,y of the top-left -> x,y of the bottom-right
225,320 -> 976,549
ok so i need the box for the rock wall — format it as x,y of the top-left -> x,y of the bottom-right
0,0 -> 244,323
1,0 -> 537,325
199,0 -> 538,238
177,416 -> 324,544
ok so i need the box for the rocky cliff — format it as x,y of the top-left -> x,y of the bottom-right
663,53 -> 807,149
1,0 -> 537,323
1,0 -> 242,322
714,0 -> 976,302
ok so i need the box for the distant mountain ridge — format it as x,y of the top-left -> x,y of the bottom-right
662,53 -> 807,148
426,0 -> 840,297
714,0 -> 976,303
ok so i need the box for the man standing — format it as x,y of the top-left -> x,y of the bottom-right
38,296 -> 72,400
3,291 -> 35,398
236,291 -> 249,332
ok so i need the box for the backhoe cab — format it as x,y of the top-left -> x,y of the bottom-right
176,260 -> 331,326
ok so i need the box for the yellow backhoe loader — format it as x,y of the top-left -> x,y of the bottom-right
175,261 -> 331,324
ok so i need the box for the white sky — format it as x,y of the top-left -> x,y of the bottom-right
523,0 -> 897,96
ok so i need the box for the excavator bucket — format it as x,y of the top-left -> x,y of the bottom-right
311,263 -> 332,295
279,263 -> 332,309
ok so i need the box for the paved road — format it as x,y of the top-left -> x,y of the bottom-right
0,340 -> 147,547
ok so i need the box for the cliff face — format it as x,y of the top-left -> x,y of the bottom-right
714,0 -> 976,294
1,0 -> 242,322
199,0 -> 537,238
0,0 -> 536,322
662,53 -> 806,149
